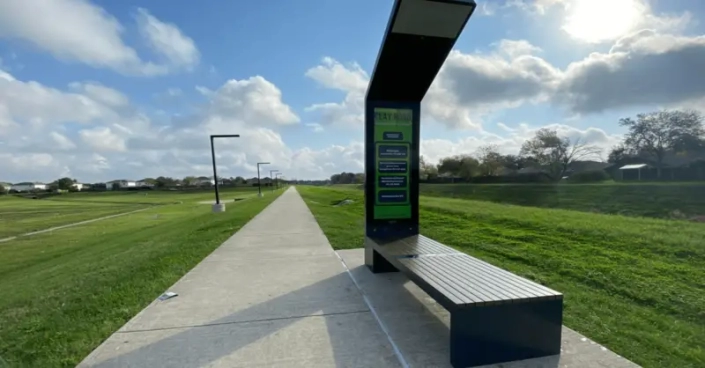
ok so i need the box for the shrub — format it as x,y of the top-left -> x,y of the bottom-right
568,170 -> 611,183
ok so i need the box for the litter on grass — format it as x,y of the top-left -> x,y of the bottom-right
333,199 -> 354,207
158,291 -> 178,301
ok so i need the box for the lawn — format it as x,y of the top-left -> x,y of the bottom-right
0,187 -> 258,239
298,185 -> 705,368
0,190 -> 281,367
419,183 -> 705,219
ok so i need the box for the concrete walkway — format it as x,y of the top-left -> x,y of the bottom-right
79,187 -> 401,368
80,187 -> 639,368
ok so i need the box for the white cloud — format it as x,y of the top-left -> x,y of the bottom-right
305,123 -> 324,133
50,131 -> 77,150
0,69 -> 119,129
204,76 -> 300,126
305,42 -> 561,130
509,0 -> 691,43
304,58 -> 366,128
79,127 -> 126,152
558,31 -> 705,113
0,0 -> 198,76
69,82 -> 129,107
135,8 -> 199,70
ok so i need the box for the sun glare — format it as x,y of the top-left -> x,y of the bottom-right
563,0 -> 643,43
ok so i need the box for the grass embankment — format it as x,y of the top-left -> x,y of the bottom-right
0,190 -> 281,367
419,183 -> 705,219
0,187 -> 257,239
298,186 -> 705,368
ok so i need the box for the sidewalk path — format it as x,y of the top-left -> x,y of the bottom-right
79,187 -> 401,368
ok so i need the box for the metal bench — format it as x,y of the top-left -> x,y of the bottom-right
365,235 -> 563,368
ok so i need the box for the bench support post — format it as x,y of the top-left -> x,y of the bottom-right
449,300 -> 563,367
364,238 -> 398,273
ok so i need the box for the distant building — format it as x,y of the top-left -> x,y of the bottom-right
104,180 -> 137,190
72,183 -> 89,191
196,177 -> 215,186
11,182 -> 47,192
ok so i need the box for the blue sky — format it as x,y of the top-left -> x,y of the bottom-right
1,0 -> 704,182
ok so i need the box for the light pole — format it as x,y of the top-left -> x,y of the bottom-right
275,172 -> 283,189
210,134 -> 240,212
257,162 -> 270,197
270,170 -> 279,192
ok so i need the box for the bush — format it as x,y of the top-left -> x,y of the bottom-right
568,170 -> 611,183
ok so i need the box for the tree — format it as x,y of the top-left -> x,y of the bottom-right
53,177 -> 76,190
619,109 -> 705,178
476,144 -> 504,176
419,155 -> 438,180
501,154 -> 536,171
182,176 -> 197,186
234,176 -> 246,184
0,183 -> 7,194
155,176 -> 177,188
520,128 -> 602,181
437,155 -> 479,181
329,172 -> 360,184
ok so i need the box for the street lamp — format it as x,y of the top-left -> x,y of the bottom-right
210,134 -> 240,213
257,162 -> 270,197
270,169 -> 279,192
275,172 -> 283,190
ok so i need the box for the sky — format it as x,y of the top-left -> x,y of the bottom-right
0,0 -> 704,182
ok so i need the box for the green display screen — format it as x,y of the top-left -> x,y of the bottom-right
373,108 -> 412,220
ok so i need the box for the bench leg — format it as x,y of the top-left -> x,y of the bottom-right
450,300 -> 562,368
364,240 -> 398,273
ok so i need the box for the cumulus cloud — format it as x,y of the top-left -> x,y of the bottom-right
304,41 -> 561,130
0,0 -> 199,76
558,31 -> 705,113
0,69 -> 119,130
307,25 -> 705,127
0,67 -> 345,182
203,76 -> 300,126
135,8 -> 200,70
304,58 -> 366,128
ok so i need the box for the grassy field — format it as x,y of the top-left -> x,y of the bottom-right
0,188 -> 281,367
0,187 -> 259,239
298,186 -> 705,368
419,183 -> 705,219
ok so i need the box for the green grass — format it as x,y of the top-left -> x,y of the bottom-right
0,187 -> 258,239
0,190 -> 281,367
298,185 -> 705,368
419,183 -> 705,219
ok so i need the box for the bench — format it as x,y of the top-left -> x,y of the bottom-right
365,235 -> 563,368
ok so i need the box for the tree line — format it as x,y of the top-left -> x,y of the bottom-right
326,109 -> 705,184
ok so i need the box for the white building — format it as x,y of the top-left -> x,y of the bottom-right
135,181 -> 154,187
72,183 -> 86,191
11,182 -> 47,192
105,180 -> 137,190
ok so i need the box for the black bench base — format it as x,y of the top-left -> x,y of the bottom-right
365,235 -> 563,368
451,299 -> 562,367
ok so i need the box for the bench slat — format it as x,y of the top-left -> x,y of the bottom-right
412,257 -> 501,305
401,261 -> 468,305
429,255 -> 547,302
375,235 -> 457,257
425,255 -> 526,302
371,235 -> 562,308
446,253 -> 561,299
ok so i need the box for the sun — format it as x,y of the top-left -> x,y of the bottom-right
563,0 -> 643,43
